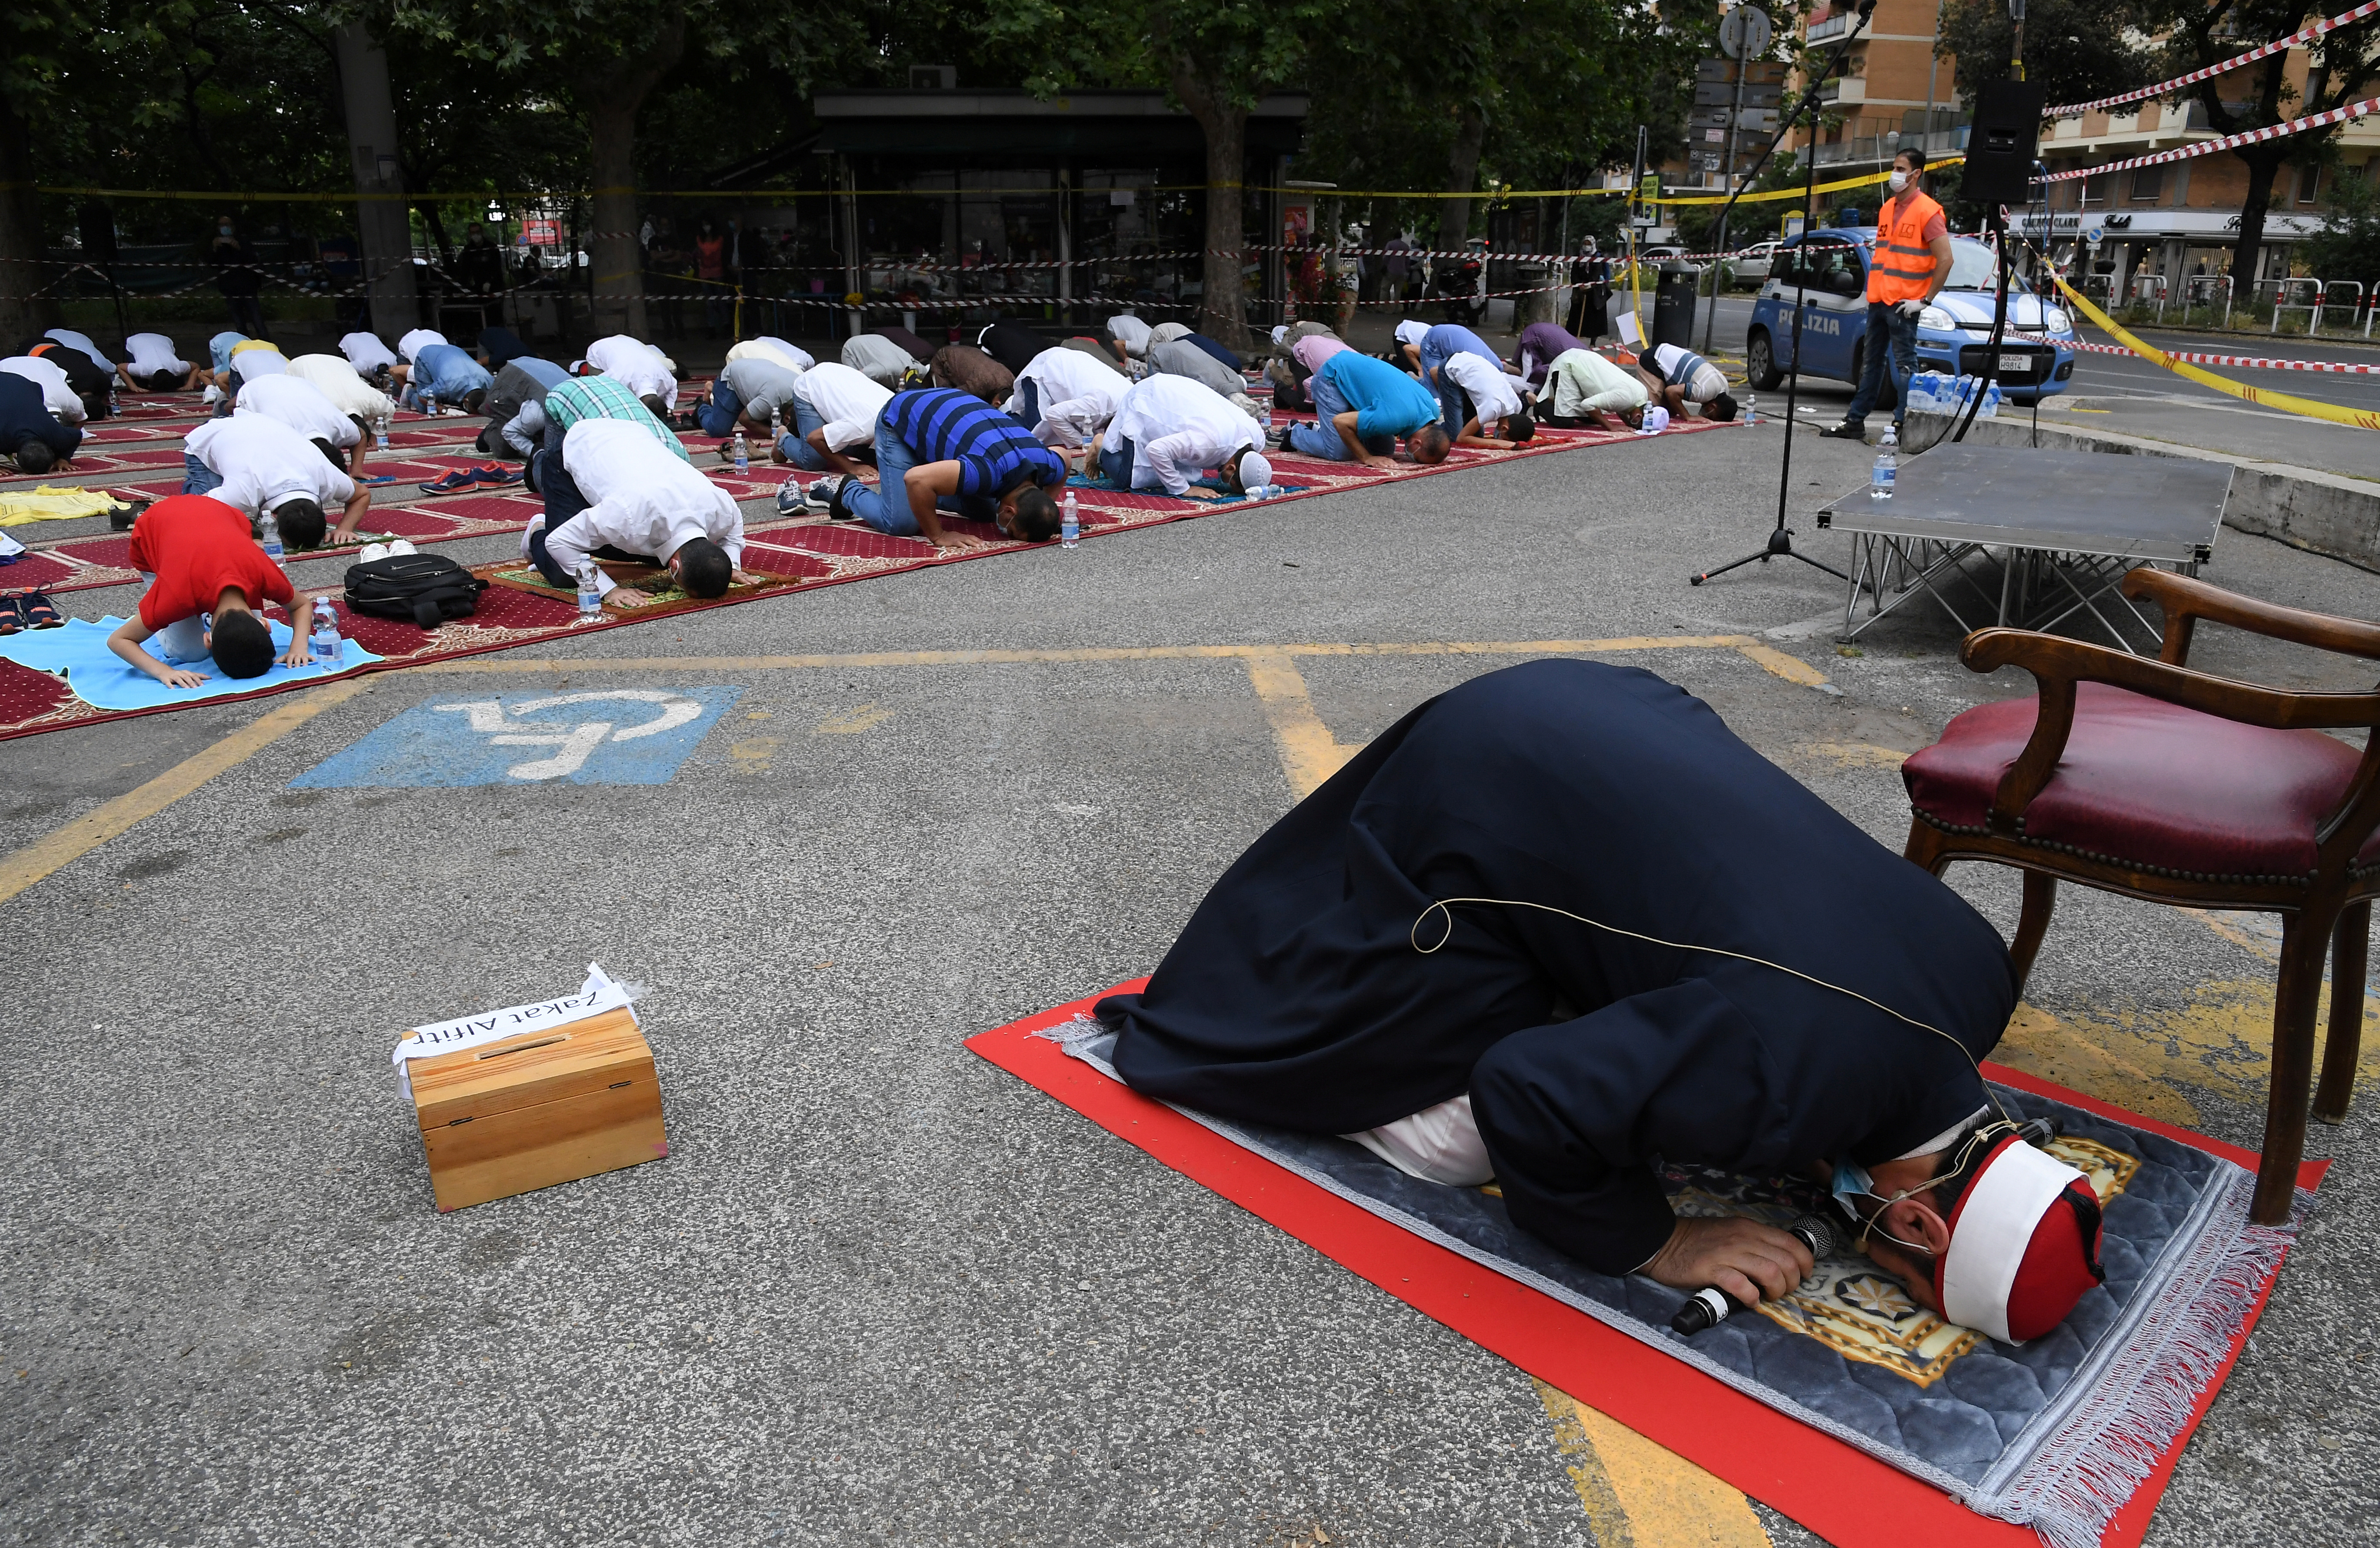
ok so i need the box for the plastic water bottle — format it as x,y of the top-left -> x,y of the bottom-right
1871,426 -> 1898,501
310,598 -> 341,664
770,405 -> 785,445
732,431 -> 750,473
374,414 -> 390,450
421,386 -> 437,418
1061,490 -> 1079,549
576,561 -> 602,618
1743,391 -> 1757,427
258,508 -> 285,562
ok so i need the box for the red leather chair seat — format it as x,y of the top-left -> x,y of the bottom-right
1903,681 -> 2373,881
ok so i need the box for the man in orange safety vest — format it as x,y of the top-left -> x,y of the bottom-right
1823,148 -> 1955,443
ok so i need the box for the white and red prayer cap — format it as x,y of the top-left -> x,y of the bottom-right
1935,1133 -> 2106,1342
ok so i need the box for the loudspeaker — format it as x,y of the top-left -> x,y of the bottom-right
78,203 -> 117,266
1962,79 -> 2046,206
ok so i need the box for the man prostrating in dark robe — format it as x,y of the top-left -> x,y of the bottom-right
1097,660 -> 2097,1328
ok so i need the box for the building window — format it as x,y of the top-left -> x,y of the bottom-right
2081,173 -> 2113,206
2298,164 -> 2324,205
2130,167 -> 2163,202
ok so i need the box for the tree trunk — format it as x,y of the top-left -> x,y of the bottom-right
0,103 -> 55,340
2230,149 -> 2286,299
1436,102 -> 1488,253
582,16 -> 685,341
334,22 -> 420,334
1168,67 -> 1252,353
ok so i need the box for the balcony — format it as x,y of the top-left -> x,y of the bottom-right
1816,75 -> 1866,106
1808,12 -> 1851,42
1813,124 -> 1970,166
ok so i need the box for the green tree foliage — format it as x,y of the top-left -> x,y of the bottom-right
1934,0 -> 2156,108
2303,167 -> 2380,288
1297,0 -> 1710,251
2142,0 -> 2380,285
382,0 -> 862,334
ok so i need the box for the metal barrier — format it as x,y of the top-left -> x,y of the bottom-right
2267,276 -> 2324,334
2181,273 -> 2235,329
2316,279 -> 2364,334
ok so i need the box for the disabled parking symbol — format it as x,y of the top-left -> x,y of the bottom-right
290,686 -> 744,788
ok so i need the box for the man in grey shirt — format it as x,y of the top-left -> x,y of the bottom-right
695,355 -> 804,439
841,332 -> 921,390
1149,337 -> 1261,420
477,356 -> 570,459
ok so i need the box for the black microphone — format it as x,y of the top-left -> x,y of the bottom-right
1669,1214 -> 1844,1336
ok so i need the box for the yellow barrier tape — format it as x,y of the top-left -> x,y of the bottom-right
2053,273 -> 2380,431
1653,158 -> 1962,206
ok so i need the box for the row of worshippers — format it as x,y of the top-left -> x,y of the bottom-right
1262,316 -> 1739,436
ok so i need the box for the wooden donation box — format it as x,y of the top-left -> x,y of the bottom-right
407,1006 -> 669,1211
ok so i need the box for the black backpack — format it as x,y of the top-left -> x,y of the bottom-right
344,552 -> 487,629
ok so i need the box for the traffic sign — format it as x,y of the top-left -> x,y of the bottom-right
1720,6 -> 1774,59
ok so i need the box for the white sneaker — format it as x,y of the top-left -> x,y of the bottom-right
357,542 -> 391,563
386,539 -> 418,556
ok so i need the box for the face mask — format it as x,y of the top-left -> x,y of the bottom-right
1888,171 -> 1911,193
1830,1159 -> 1875,1218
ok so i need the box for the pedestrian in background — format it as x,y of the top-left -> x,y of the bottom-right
210,215 -> 265,340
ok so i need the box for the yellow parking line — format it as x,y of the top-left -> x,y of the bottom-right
0,637 -> 1827,911
1245,651 -> 1364,797
1537,1383 -> 1771,1548
408,634 -> 1785,674
0,677 -> 376,908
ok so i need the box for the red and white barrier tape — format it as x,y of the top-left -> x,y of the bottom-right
2069,335 -> 2380,370
2048,0 -> 2380,117
2036,90 -> 2380,180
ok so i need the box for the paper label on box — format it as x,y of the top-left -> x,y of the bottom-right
393,962 -> 639,1101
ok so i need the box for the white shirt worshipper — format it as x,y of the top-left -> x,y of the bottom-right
44,329 -> 114,371
1106,313 -> 1153,360
340,331 -> 401,374
396,328 -> 448,364
1101,373 -> 1261,497
286,354 -> 396,424
184,413 -> 357,522
1543,348 -> 1648,422
583,334 -> 678,409
1015,346 -> 1126,447
235,373 -> 362,451
548,418 -> 743,597
0,355 -> 86,424
124,332 -> 192,379
787,361 -> 892,453
726,336 -> 816,374
1438,349 -> 1527,435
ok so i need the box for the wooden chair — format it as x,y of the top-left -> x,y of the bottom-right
1901,568 -> 2380,1225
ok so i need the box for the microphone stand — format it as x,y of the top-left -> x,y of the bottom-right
1688,0 -> 1877,588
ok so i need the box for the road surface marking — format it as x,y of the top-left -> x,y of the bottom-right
1537,1382 -> 1771,1548
0,676 -> 376,908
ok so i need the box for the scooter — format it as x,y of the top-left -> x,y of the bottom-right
1432,251 -> 1485,326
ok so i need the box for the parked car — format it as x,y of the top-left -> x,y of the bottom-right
1730,240 -> 1779,285
1743,231 -> 2080,403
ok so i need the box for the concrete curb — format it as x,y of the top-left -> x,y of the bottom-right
1904,411 -> 2380,574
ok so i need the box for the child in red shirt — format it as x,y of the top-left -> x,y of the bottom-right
107,494 -> 316,686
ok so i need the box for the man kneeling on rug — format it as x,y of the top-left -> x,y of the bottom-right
1097,660 -> 2104,1341
526,418 -> 753,610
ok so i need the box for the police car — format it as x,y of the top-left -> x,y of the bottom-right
1743,230 -> 2080,403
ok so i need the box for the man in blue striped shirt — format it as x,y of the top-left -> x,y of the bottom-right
818,387 -> 1066,550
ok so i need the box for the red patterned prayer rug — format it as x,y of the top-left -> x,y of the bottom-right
0,416 -> 1730,739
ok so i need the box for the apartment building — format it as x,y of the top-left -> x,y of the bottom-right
1788,0 -> 1968,175
2027,81 -> 2380,295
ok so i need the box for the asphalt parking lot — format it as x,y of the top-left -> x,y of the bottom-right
3,419 -> 2375,1547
